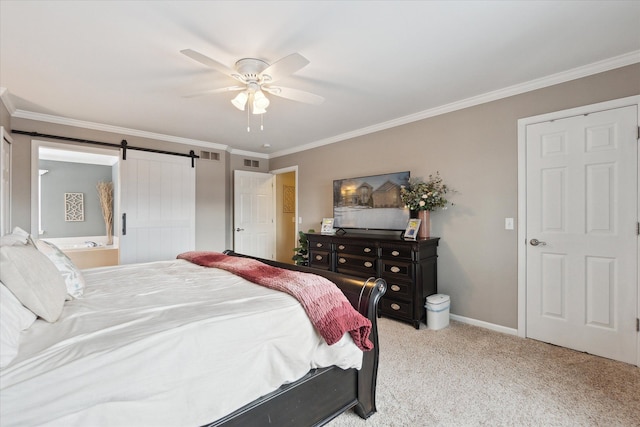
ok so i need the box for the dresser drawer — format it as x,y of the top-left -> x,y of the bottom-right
335,242 -> 377,257
379,297 -> 413,320
380,259 -> 413,280
335,254 -> 376,276
309,239 -> 331,251
308,250 -> 331,270
384,280 -> 412,300
380,245 -> 412,261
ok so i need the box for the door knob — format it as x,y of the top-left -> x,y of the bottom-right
235,228 -> 244,232
530,238 -> 546,246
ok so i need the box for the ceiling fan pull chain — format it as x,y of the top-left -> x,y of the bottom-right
261,113 -> 264,131
247,105 -> 250,132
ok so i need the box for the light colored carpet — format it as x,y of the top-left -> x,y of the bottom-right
329,318 -> 640,427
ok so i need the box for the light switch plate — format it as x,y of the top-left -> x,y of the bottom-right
505,218 -> 514,230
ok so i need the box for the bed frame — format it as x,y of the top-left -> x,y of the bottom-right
204,251 -> 387,427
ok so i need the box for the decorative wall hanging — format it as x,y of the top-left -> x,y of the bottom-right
283,185 -> 295,213
64,192 -> 84,222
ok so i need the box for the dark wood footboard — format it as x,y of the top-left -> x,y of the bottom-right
204,251 -> 387,426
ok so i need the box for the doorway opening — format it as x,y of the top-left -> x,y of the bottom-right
273,167 -> 298,264
31,140 -> 120,268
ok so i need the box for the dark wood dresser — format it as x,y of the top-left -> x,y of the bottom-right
306,232 -> 439,328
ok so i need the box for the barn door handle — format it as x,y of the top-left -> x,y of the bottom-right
122,213 -> 127,235
530,238 -> 546,246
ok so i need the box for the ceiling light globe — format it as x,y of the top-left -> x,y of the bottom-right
231,92 -> 248,110
253,90 -> 270,110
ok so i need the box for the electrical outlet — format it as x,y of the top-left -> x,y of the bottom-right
505,218 -> 514,230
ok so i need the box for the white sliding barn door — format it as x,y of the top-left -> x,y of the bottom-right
120,151 -> 195,264
233,170 -> 274,259
525,105 -> 638,365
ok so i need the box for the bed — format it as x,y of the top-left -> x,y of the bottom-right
0,231 -> 386,427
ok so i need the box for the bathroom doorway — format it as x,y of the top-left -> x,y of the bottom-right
31,140 -> 120,268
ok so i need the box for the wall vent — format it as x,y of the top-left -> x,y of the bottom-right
200,150 -> 220,161
244,159 -> 260,168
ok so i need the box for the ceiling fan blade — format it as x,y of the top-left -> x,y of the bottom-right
183,86 -> 245,98
180,49 -> 236,76
261,53 -> 310,83
263,86 -> 324,105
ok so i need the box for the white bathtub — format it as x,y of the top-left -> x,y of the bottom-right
42,236 -> 117,250
42,236 -> 119,269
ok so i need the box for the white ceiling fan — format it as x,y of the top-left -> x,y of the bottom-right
181,49 -> 325,117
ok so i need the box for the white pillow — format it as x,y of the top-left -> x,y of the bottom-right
0,283 -> 37,368
0,226 -> 35,247
0,243 -> 67,322
36,240 -> 86,299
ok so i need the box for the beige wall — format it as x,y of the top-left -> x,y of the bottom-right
270,64 -> 640,329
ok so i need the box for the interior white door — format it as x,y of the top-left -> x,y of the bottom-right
525,105 -> 638,364
120,150 -> 195,264
233,170 -> 275,259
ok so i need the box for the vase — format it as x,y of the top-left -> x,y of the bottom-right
106,224 -> 113,246
417,210 -> 430,239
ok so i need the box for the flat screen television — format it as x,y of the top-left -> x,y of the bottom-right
333,171 -> 410,231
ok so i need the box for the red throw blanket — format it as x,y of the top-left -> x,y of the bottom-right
177,251 -> 373,351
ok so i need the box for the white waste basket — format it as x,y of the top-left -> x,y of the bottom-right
425,294 -> 450,330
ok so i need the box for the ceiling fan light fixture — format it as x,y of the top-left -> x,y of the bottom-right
182,50 -> 322,130
252,106 -> 267,115
253,90 -> 270,110
231,91 -> 248,110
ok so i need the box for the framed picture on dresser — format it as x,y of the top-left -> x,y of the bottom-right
321,218 -> 335,234
404,218 -> 420,240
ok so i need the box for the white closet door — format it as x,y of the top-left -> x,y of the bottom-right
120,150 -> 195,264
525,105 -> 638,364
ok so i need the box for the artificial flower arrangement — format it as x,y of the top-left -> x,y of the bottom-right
400,172 -> 452,211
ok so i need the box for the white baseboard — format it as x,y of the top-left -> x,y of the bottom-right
449,314 -> 518,336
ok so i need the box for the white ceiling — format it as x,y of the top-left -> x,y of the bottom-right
1,1 -> 639,158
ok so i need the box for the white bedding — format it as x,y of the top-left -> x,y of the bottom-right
0,259 -> 363,427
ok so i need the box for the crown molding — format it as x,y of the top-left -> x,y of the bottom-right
0,87 -> 16,115
269,50 -> 640,158
11,108 -> 228,152
228,148 -> 270,159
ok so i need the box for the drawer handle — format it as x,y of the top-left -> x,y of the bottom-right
315,255 -> 323,261
390,284 -> 401,292
364,261 -> 373,268
390,303 -> 401,311
338,245 -> 345,250
316,243 -> 323,248
364,247 -> 372,253
338,257 -> 346,264
390,266 -> 401,273
392,250 -> 400,256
